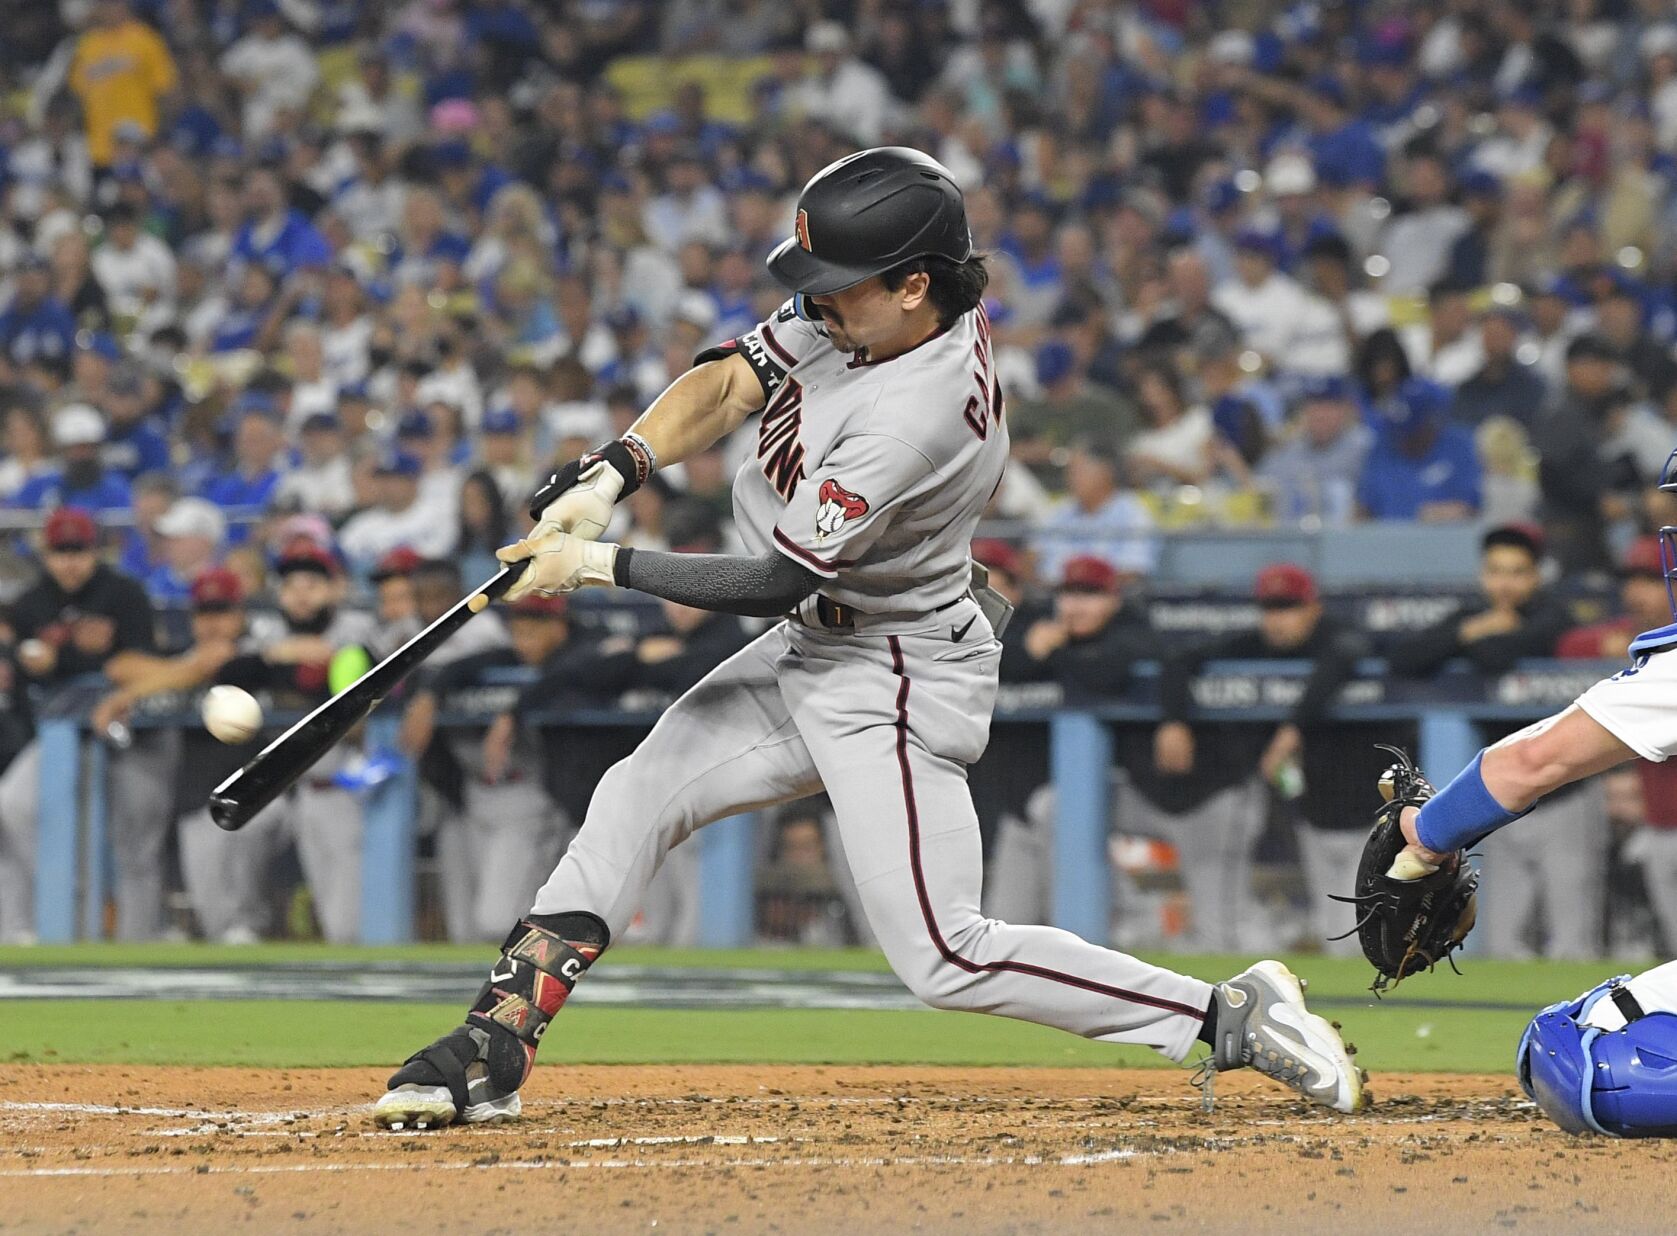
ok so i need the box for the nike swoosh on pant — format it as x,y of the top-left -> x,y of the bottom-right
951,616 -> 976,642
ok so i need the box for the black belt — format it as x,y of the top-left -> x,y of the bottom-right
799,593 -> 964,632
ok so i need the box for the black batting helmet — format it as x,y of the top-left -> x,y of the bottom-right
766,147 -> 972,296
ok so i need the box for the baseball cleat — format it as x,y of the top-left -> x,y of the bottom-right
1210,960 -> 1368,1114
372,1081 -> 521,1130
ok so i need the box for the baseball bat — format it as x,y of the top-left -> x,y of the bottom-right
208,563 -> 522,831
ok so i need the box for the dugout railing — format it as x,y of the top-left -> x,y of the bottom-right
25,657 -> 1617,944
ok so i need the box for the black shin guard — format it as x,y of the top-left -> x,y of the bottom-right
388,912 -> 609,1107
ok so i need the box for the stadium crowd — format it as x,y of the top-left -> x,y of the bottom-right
4,0 -> 1677,954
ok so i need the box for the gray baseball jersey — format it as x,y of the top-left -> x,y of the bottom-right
706,300 -> 1008,614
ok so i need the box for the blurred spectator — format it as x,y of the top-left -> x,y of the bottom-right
1379,149 -> 1468,295
220,2 -> 318,141
1598,277 -> 1677,399
792,23 -> 893,145
15,404 -> 133,512
68,0 -> 178,170
91,567 -> 249,940
1357,377 -> 1482,521
1212,228 -> 1347,375
199,399 -> 286,521
0,400 -> 54,501
144,497 -> 226,605
100,363 -> 171,481
0,508 -> 157,943
1475,416 -> 1543,527
1126,361 -> 1215,491
1559,536 -> 1672,661
457,469 -> 513,583
1136,249 -> 1239,359
1139,564 -> 1356,952
985,554 -> 1157,926
1008,340 -> 1137,478
339,452 -> 457,570
181,542 -> 375,943
1032,440 -> 1157,582
758,804 -> 852,946
92,202 -> 177,337
1403,280 -> 1484,388
1533,334 -> 1634,572
1388,523 -> 1570,677
1453,305 -> 1547,429
1258,376 -> 1372,526
0,255 -> 76,381
273,412 -> 356,519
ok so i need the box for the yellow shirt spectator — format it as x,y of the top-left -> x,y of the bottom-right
69,9 -> 179,166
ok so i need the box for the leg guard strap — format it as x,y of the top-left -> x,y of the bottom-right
464,911 -> 610,1093
387,1028 -> 478,1114
467,914 -> 609,1049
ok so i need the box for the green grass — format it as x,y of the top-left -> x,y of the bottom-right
0,943 -> 894,971
0,944 -> 1638,1074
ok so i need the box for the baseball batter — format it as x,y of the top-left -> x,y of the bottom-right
374,148 -> 1365,1130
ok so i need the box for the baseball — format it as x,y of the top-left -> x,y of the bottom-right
201,685 -> 263,744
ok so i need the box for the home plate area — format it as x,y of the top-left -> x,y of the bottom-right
3,1064 -> 1675,1235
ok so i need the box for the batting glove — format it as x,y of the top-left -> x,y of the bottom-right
498,530 -> 619,601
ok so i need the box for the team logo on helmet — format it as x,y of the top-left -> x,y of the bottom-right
814,478 -> 868,541
795,208 -> 812,252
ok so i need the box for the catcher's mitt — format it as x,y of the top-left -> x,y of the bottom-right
1330,745 -> 1479,994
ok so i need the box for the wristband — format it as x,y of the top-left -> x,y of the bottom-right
1414,752 -> 1531,852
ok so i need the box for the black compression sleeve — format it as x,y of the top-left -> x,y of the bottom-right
614,547 -> 820,618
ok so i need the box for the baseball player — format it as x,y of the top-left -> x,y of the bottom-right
374,148 -> 1365,1129
1381,449 -> 1677,890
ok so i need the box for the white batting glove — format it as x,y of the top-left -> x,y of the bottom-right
498,529 -> 619,601
532,459 -> 625,542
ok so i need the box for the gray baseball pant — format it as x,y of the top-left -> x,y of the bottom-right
530,616 -> 1213,1061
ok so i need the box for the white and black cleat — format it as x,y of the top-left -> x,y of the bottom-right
372,1080 -> 521,1130
1209,960 -> 1368,1114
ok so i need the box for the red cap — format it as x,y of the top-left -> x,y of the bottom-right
1255,562 -> 1318,606
1622,535 -> 1665,577
370,546 -> 424,582
275,541 -> 342,579
43,506 -> 98,552
509,593 -> 568,619
190,566 -> 245,610
972,538 -> 1024,581
1059,554 -> 1119,594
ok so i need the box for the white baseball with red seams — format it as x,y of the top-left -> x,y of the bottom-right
526,298 -> 1218,1061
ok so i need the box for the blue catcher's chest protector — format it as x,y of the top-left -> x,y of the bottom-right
1517,977 -> 1677,1137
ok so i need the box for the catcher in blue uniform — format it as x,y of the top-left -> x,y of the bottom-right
1340,448 -> 1677,1134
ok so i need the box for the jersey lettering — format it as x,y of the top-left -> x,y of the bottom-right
758,378 -> 806,500
964,306 -> 999,440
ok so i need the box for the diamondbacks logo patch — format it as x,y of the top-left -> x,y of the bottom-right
814,479 -> 868,541
795,208 -> 812,252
